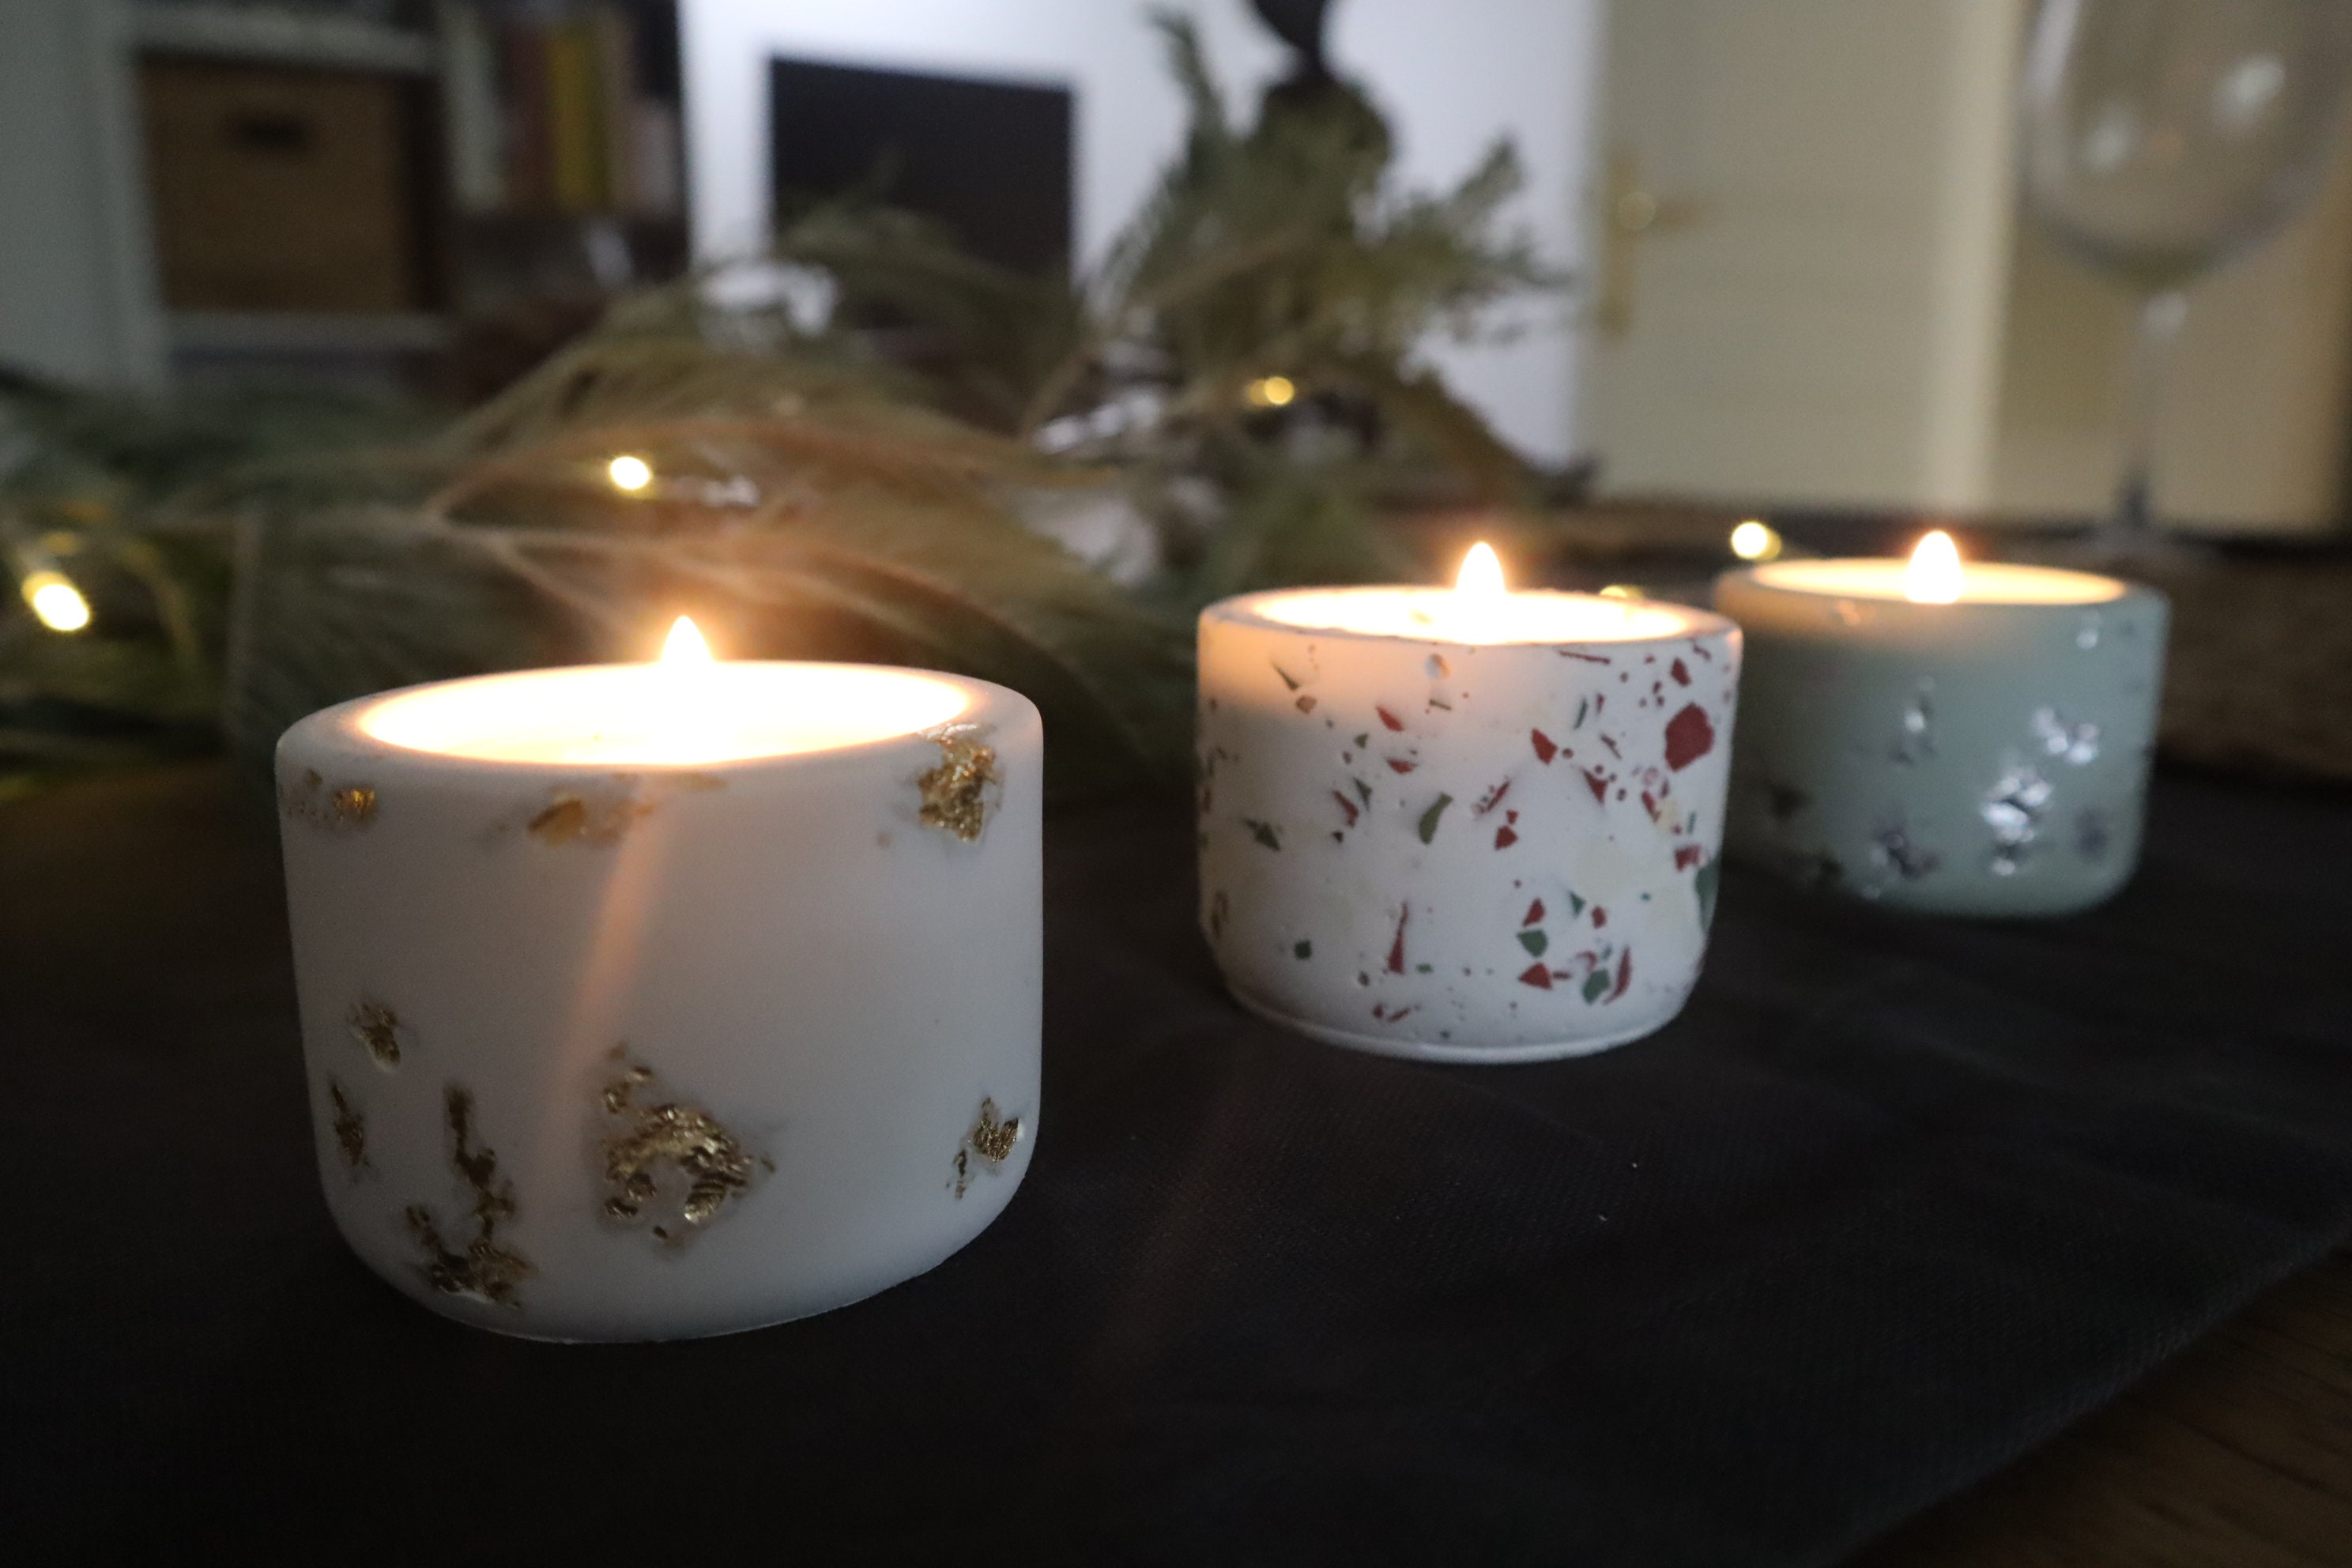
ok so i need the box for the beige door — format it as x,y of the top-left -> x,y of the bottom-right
1583,0 -> 2352,532
1580,0 -> 2026,512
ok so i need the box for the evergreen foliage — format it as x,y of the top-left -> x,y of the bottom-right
0,15 -> 1559,801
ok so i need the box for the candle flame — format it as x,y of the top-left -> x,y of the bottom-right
1456,541 -> 1506,597
1903,530 -> 1964,604
661,615 -> 714,664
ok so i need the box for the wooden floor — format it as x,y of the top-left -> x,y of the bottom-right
1861,1250 -> 2352,1567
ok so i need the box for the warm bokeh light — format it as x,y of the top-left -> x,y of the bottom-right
661,615 -> 714,664
1728,519 -> 1783,562
1455,541 -> 1505,597
1245,375 -> 1297,409
1903,530 -> 1964,605
608,454 -> 654,492
1598,583 -> 1642,600
21,571 -> 91,633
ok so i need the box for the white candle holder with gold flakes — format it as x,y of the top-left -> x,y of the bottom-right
277,658 -> 1042,1342
1197,583 -> 1743,1062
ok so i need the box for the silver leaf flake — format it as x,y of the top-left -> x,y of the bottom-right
1981,763 -> 2056,876
1870,825 -> 1941,880
1891,680 -> 1936,764
2031,707 -> 2100,766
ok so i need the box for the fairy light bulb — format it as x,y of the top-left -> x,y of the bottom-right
1729,519 -> 1782,561
1244,375 -> 1297,409
21,571 -> 91,633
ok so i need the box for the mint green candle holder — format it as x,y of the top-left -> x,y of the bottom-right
1713,557 -> 2167,918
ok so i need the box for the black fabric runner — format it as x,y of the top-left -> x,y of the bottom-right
6,763 -> 2351,1564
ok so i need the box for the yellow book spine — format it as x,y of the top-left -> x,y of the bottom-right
589,6 -> 639,213
545,24 -> 605,212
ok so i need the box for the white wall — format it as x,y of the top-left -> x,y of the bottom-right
679,0 -> 1601,462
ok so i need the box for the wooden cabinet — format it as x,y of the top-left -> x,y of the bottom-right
141,58 -> 435,314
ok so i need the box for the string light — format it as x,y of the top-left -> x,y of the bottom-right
21,570 -> 91,633
1728,519 -> 1782,561
1244,375 -> 1297,409
608,454 -> 654,492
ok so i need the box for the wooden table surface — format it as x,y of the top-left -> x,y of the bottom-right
1862,1250 -> 2352,1566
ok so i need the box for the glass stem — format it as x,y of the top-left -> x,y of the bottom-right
2111,288 -> 2188,538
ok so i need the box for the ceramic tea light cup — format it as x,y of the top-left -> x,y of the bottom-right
277,620 -> 1042,1341
1714,532 -> 2166,915
1197,547 -> 1743,1062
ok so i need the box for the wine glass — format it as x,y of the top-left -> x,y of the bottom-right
2016,0 -> 2352,548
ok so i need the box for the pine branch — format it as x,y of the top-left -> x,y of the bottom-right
2,9 -> 1566,805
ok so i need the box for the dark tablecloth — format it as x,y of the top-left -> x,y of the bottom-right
6,763 -> 2351,1564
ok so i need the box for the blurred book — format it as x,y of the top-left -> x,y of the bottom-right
439,0 -> 503,211
497,19 -> 552,209
545,20 -> 601,210
439,1 -> 680,217
632,99 -> 680,217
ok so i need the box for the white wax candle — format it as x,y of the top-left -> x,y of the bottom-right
1714,533 -> 2166,914
1198,548 -> 1743,1062
278,624 -> 1042,1341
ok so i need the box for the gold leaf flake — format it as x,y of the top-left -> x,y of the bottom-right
522,773 -> 722,847
952,1097 -> 1023,1199
279,768 -> 381,833
918,724 -> 1000,842
597,1049 -> 763,1240
330,786 -> 378,827
968,1100 -> 1021,1162
348,1000 -> 404,1069
528,789 -> 653,846
405,1084 -> 533,1308
329,1080 -> 368,1173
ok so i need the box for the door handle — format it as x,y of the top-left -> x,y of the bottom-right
1596,149 -> 1706,339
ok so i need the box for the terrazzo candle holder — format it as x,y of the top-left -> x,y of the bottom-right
277,645 -> 1042,1342
1197,573 -> 1742,1062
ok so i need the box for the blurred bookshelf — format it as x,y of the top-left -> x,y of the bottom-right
126,0 -> 688,399
134,3 -> 439,74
